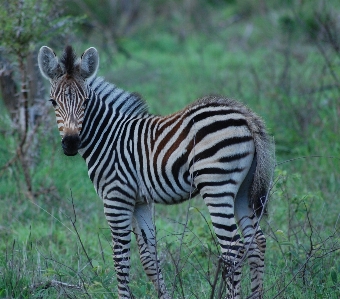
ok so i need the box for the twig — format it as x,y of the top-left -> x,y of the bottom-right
30,279 -> 82,291
68,190 -> 95,270
97,233 -> 106,264
36,249 -> 91,297
276,155 -> 340,166
29,200 -> 75,235
209,258 -> 222,299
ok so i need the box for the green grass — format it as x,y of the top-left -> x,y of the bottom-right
1,0 -> 340,298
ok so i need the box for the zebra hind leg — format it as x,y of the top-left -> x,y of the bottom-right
132,203 -> 171,299
235,160 -> 266,298
236,211 -> 266,299
197,184 -> 245,299
251,225 -> 266,298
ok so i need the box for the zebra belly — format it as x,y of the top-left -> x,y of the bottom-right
137,167 -> 198,205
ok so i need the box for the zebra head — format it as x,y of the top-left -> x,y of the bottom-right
38,46 -> 99,156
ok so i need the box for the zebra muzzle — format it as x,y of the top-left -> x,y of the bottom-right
62,134 -> 81,156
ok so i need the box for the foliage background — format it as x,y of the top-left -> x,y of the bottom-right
0,0 -> 339,298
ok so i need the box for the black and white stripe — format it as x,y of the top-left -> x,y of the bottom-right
38,46 -> 275,299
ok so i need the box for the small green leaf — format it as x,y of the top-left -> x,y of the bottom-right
92,259 -> 100,267
45,268 -> 58,276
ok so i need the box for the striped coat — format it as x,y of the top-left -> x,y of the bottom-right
38,45 -> 274,299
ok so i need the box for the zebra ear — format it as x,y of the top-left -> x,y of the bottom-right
80,47 -> 99,79
38,46 -> 62,80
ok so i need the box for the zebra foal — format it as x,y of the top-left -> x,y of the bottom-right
38,45 -> 274,299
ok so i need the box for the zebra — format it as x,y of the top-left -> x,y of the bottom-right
38,45 -> 274,299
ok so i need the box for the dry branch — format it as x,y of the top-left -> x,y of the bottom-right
29,279 -> 82,292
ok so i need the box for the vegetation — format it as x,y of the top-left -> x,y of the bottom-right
0,0 -> 339,298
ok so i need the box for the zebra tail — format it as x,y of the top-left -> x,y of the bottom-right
248,117 -> 275,218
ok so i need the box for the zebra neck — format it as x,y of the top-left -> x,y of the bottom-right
87,77 -> 148,117
78,76 -> 149,174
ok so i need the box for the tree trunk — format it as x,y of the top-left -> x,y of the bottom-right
0,56 -> 19,120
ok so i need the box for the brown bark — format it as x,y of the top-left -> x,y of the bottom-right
0,58 -> 19,120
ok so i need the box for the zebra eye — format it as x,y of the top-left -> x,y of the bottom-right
49,99 -> 57,107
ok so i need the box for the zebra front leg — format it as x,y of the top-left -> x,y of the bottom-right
132,203 -> 170,299
104,199 -> 134,299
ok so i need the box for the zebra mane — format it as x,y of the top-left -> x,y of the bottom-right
60,45 -> 78,76
88,77 -> 149,117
